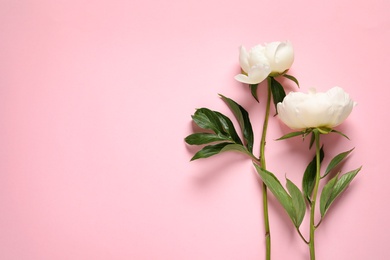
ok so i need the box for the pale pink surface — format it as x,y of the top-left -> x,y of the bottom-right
0,0 -> 389,259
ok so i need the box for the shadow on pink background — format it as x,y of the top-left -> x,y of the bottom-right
1,0 -> 389,259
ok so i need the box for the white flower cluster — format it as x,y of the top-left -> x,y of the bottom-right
235,41 -> 356,129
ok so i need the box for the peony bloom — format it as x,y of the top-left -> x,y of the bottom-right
277,87 -> 356,130
234,41 -> 294,85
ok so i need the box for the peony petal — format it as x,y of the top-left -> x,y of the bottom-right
277,91 -> 309,129
277,102 -> 301,129
234,74 -> 259,85
266,41 -> 294,73
277,87 -> 355,130
234,63 -> 270,84
297,92 -> 332,128
238,46 -> 250,73
248,45 -> 267,66
324,87 -> 355,127
247,64 -> 271,84
264,42 -> 280,59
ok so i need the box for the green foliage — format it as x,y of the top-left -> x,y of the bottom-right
190,143 -> 254,161
185,133 -> 232,145
286,178 -> 306,227
283,74 -> 300,87
276,131 -> 305,141
219,95 -> 254,153
309,132 -> 315,149
255,165 -> 305,228
302,146 -> 324,203
214,111 -> 243,145
269,77 -> 286,114
331,129 -> 350,140
250,84 -> 259,102
185,95 -> 255,161
320,167 -> 362,217
190,142 -> 233,161
322,148 -> 354,178
319,173 -> 339,217
191,108 -> 225,134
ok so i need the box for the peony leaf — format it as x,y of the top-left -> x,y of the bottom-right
283,74 -> 300,87
309,132 -> 315,149
270,77 -> 286,114
214,111 -> 243,145
331,129 -> 350,140
190,142 -> 231,161
190,142 -> 253,161
192,108 -> 227,136
286,178 -> 306,227
220,95 -> 254,153
254,165 -> 297,227
322,148 -> 354,178
276,131 -> 305,141
302,146 -> 324,203
321,167 -> 362,217
250,84 -> 259,102
319,173 -> 339,217
220,143 -> 255,159
187,105 -> 255,161
191,108 -> 243,145
185,133 -> 231,145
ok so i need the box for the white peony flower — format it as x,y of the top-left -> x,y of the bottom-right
277,87 -> 356,130
234,41 -> 294,85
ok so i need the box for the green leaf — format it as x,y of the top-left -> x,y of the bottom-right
323,148 -> 354,178
192,108 -> 227,135
286,178 -> 306,227
250,84 -> 259,102
190,143 -> 253,161
283,74 -> 299,87
220,143 -> 254,158
321,167 -> 362,217
302,146 -> 324,202
191,108 -> 244,146
319,173 -> 339,217
254,165 -> 296,226
214,111 -> 243,145
219,95 -> 254,153
309,132 -> 315,149
331,129 -> 350,140
184,133 -> 230,145
270,77 -> 286,114
277,131 -> 305,141
190,142 -> 232,161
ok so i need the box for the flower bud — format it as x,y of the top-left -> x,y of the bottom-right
235,41 -> 294,85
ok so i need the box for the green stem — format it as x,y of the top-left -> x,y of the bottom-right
260,78 -> 272,260
309,130 -> 321,260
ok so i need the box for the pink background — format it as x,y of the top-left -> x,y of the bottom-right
1,1 -> 389,259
